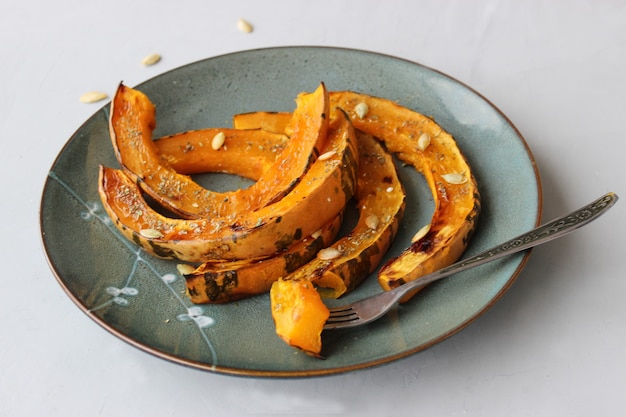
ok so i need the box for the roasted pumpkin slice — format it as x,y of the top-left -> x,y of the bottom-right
270,132 -> 405,354
98,109 -> 358,262
184,213 -> 343,304
109,82 -> 329,219
270,278 -> 329,357
331,91 -> 480,297
154,128 -> 288,179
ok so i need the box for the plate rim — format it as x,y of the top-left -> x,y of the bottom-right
39,45 -> 542,378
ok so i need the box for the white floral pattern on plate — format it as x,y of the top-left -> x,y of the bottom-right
47,171 -> 218,366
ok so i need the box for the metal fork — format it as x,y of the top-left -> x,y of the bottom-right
324,192 -> 618,330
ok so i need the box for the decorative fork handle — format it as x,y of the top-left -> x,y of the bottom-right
391,192 -> 619,299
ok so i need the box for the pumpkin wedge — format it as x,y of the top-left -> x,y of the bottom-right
154,128 -> 288,179
330,91 -> 481,297
184,213 -> 343,304
109,82 -> 329,219
98,109 -> 358,262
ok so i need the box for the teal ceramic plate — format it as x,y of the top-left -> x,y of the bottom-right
40,47 -> 541,377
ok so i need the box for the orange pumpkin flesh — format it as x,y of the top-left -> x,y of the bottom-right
98,108 -> 358,262
109,82 -> 328,219
270,278 -> 329,357
154,128 -> 287,179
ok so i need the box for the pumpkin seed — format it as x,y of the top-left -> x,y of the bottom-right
176,264 -> 196,275
417,133 -> 431,151
317,247 -> 342,260
237,18 -> 254,33
141,53 -> 161,66
139,228 -> 163,238
411,224 -> 431,242
211,132 -> 226,150
318,150 -> 336,161
441,172 -> 468,185
355,102 -> 369,119
79,91 -> 108,103
365,214 -> 379,230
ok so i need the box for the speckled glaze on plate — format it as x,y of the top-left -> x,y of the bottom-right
40,47 -> 541,377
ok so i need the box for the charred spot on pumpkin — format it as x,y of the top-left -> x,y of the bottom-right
321,112 -> 326,119
201,270 -> 238,302
275,233 -> 295,252
463,211 -> 481,244
132,233 -> 143,247
340,144 -> 358,205
148,241 -> 177,258
473,193 -> 482,219
417,238 -> 434,253
466,193 -> 482,221
343,255 -> 373,292
229,223 -> 248,232
411,230 -> 437,253
462,228 -> 476,246
284,233 -> 326,273
284,252 -> 304,274
186,286 -> 199,297
388,277 -> 407,289
309,263 -> 332,280
200,275 -> 220,301
465,210 -> 478,223
462,196 -> 481,246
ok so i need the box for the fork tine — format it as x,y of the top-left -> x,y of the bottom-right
324,319 -> 358,330
325,316 -> 357,324
327,308 -> 356,320
324,307 -> 360,330
327,306 -> 354,315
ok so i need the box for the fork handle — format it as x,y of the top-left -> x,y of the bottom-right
390,192 -> 619,300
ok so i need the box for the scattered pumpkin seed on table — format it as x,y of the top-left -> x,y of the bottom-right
79,91 -> 108,103
141,53 -> 161,66
237,18 -> 254,33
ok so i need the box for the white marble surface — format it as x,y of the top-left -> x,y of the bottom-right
2,0 -> 625,415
